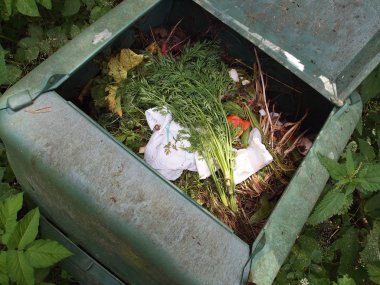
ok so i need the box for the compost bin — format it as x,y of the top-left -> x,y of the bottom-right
0,0 -> 378,284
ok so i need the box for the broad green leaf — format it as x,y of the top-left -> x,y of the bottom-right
0,252 -> 8,285
356,164 -> 380,192
0,44 -> 6,86
62,0 -> 81,16
359,65 -> 380,104
18,37 -> 40,49
90,6 -> 111,23
15,0 -> 40,16
345,149 -> 355,175
15,46 -> 40,62
360,221 -> 380,264
6,208 -> 40,250
0,193 -> 23,242
367,262 -> 380,284
6,250 -> 34,285
308,190 -> 347,225
335,275 -> 356,285
318,153 -> 347,180
36,0 -> 51,9
0,183 -> 18,202
365,192 -> 380,218
26,239 -> 72,268
4,0 -> 13,15
28,24 -> 43,39
333,228 -> 361,275
358,139 -> 376,162
4,64 -> 22,85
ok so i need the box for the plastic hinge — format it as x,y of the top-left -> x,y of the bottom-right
6,91 -> 33,111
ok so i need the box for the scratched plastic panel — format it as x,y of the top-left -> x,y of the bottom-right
193,0 -> 380,105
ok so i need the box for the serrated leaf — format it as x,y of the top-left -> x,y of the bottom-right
365,192 -> 380,218
36,0 -> 51,9
6,250 -> 34,285
6,208 -> 40,250
333,228 -> 361,275
367,262 -> 380,284
360,221 -> 380,264
356,164 -> 380,192
25,239 -> 72,268
0,193 -> 23,243
318,153 -> 347,180
358,139 -> 376,162
62,0 -> 81,16
345,149 -> 355,175
308,190 -> 347,225
15,0 -> 40,16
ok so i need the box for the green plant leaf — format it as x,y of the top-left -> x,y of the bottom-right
0,193 -> 23,243
360,221 -> 380,264
36,0 -> 51,9
335,275 -> 356,285
367,262 -> 380,284
34,268 -> 50,283
0,167 -> 5,181
0,44 -> 7,86
308,190 -> 347,225
356,164 -> 380,192
6,250 -> 34,285
4,64 -> 22,85
3,0 -> 13,16
6,207 -> 40,250
318,153 -> 347,180
345,149 -> 355,175
358,139 -> 376,162
90,5 -> 111,23
15,0 -> 40,16
62,0 -> 81,16
359,65 -> 380,105
25,239 -> 72,268
70,24 -> 81,39
0,251 -> 8,285
365,192 -> 380,218
332,227 -> 361,275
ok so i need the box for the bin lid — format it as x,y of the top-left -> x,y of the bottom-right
194,0 -> 380,106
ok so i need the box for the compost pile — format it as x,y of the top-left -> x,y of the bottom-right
79,25 -> 310,243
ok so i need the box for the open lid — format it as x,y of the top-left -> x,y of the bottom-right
194,0 -> 380,106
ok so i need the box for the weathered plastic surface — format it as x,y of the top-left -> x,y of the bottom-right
249,92 -> 362,285
0,92 -> 250,285
194,0 -> 380,106
0,0 -> 365,284
39,216 -> 125,285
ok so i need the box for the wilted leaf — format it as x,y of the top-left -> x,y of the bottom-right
108,57 -> 127,83
308,190 -> 347,225
15,0 -> 40,16
105,85 -> 122,117
6,250 -> 34,285
62,0 -> 81,16
318,153 -> 347,180
119,49 -> 144,73
25,239 -> 72,268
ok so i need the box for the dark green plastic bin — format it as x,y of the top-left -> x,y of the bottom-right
0,0 -> 378,284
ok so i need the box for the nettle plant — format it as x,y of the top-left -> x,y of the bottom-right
0,0 -> 119,89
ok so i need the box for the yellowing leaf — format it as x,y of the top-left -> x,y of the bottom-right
107,57 -> 127,83
146,42 -> 159,55
119,49 -> 144,71
105,85 -> 122,117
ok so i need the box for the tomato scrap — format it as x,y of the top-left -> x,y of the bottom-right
227,115 -> 250,138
